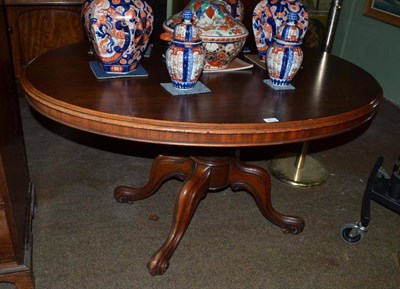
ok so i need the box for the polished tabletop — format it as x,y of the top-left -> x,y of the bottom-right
21,42 -> 383,147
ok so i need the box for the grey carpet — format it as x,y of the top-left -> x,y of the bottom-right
1,98 -> 399,289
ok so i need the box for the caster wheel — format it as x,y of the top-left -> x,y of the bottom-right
340,223 -> 366,244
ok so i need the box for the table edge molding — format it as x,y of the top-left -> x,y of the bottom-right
21,71 -> 383,147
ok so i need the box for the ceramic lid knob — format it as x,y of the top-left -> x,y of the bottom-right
182,9 -> 193,22
288,11 -> 300,23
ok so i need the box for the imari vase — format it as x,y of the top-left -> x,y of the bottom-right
266,11 -> 305,87
166,9 -> 205,90
81,0 -> 154,73
252,0 -> 308,62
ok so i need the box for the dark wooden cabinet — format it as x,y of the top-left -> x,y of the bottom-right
5,0 -> 85,78
0,1 -> 34,288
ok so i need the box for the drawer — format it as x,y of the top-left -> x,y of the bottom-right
0,206 -> 16,263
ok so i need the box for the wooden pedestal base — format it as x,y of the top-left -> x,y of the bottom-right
114,155 -> 304,275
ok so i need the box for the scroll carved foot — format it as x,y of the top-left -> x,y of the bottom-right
229,161 -> 305,234
114,155 -> 194,204
147,164 -> 212,275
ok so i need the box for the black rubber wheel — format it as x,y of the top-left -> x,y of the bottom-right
340,223 -> 365,244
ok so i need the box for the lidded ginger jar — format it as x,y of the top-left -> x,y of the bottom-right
166,9 -> 205,90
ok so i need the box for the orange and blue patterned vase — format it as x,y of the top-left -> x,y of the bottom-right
166,10 -> 205,90
266,11 -> 305,87
81,0 -> 154,73
252,0 -> 308,62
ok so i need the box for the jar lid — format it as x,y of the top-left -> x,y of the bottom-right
172,9 -> 201,43
275,12 -> 303,43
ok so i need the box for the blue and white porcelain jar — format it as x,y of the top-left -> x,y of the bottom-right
165,10 -> 205,90
81,0 -> 154,73
266,12 -> 304,87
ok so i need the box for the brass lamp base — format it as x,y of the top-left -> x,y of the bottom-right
268,153 -> 328,187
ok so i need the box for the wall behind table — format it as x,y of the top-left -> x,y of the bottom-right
332,0 -> 400,106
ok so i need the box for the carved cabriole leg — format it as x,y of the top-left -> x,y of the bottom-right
147,163 -> 212,275
228,161 -> 305,234
114,155 -> 194,203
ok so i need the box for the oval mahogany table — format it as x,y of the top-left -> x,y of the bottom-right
21,42 -> 383,275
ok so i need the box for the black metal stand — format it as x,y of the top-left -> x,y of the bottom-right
341,156 -> 400,244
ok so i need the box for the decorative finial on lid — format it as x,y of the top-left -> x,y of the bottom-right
182,9 -> 193,22
288,12 -> 299,23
